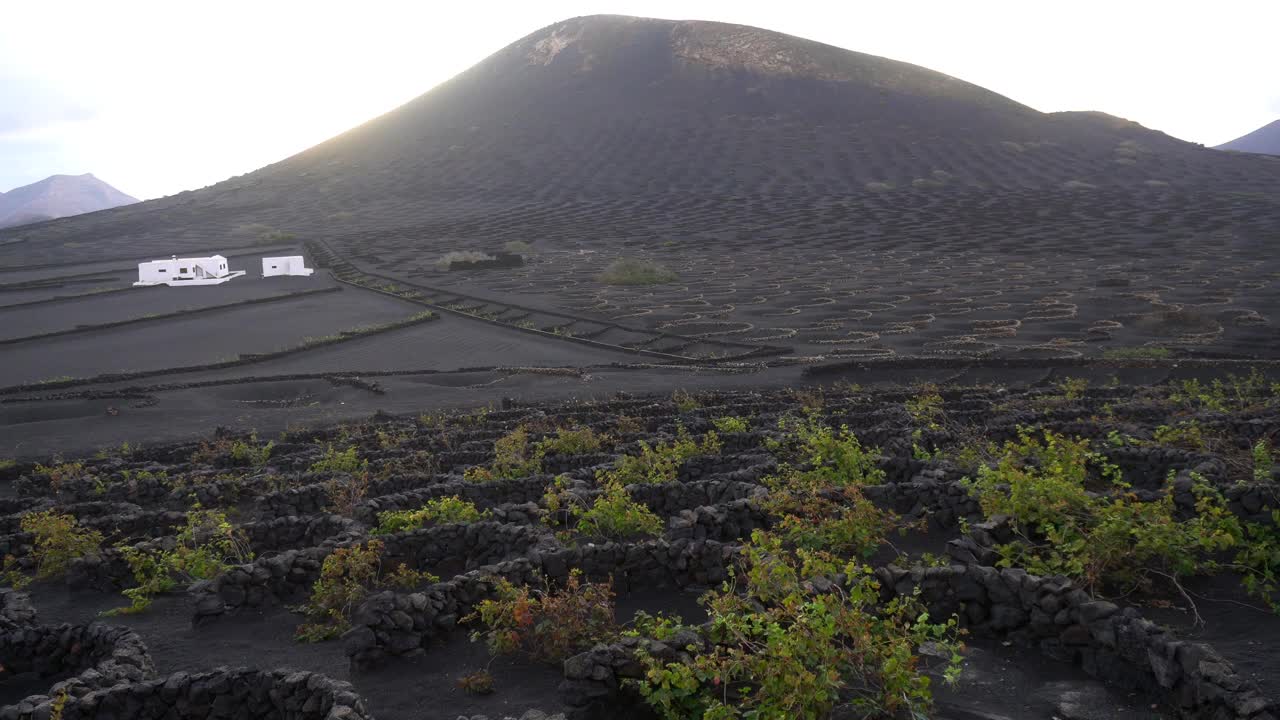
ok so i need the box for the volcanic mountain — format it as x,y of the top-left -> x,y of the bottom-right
0,173 -> 138,229
4,14 -> 1280,264
1216,119 -> 1280,156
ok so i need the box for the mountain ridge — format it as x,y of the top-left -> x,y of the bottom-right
1216,119 -> 1280,156
0,173 -> 138,230
2,14 -> 1280,265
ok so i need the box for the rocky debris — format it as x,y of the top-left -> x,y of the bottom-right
0,589 -> 36,630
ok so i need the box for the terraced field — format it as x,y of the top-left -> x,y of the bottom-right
1,14 -> 1279,719
323,187 -> 1280,362
2,379 -> 1279,719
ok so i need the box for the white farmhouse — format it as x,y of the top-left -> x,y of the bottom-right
134,255 -> 246,286
261,256 -> 314,277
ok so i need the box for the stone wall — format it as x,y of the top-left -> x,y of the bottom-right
3,667 -> 372,720
353,476 -> 553,526
192,520 -> 547,625
243,514 -> 361,554
343,538 -> 739,671
0,589 -> 36,630
0,622 -> 155,719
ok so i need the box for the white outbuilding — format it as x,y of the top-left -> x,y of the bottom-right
134,255 -> 246,286
261,256 -> 314,277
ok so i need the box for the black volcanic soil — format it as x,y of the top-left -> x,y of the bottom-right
0,15 -> 1279,719
4,381 -> 1279,719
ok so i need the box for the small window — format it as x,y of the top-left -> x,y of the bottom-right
271,265 -> 278,269
179,267 -> 188,273
158,268 -> 167,273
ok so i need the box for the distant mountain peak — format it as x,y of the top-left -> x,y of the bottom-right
511,15 -> 1016,106
0,174 -> 138,229
1216,119 -> 1280,156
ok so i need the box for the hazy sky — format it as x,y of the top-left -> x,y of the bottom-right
3,1 -> 1277,200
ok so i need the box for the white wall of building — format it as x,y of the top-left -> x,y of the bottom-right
135,254 -> 244,286
262,256 -> 314,277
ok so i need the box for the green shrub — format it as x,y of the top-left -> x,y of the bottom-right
187,433 -> 274,467
1170,369 -> 1275,413
21,510 -> 103,580
763,470 -> 896,559
2,554 -> 31,589
599,426 -> 720,486
465,426 -> 543,481
34,461 -> 87,494
230,436 -> 274,467
375,428 -> 410,450
962,430 -> 1262,597
1057,377 -> 1090,401
108,508 -> 251,615
770,415 -> 885,487
1254,440 -> 1275,482
1237,513 -> 1280,611
598,258 -> 678,286
631,531 -> 962,719
465,569 -> 617,663
94,442 -> 136,460
710,416 -> 749,434
327,470 -> 370,516
295,539 -> 438,641
671,389 -> 699,413
573,482 -> 663,539
372,496 -> 489,535
962,429 -> 1116,532
905,388 -> 944,429
1106,430 -> 1139,448
1153,422 -> 1207,451
536,426 -> 606,456
310,445 -> 367,475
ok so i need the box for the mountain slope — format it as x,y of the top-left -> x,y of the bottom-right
3,15 -> 1280,265
0,174 -> 138,229
1216,119 -> 1280,156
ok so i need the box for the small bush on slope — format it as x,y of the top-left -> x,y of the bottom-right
710,415 -> 749,434
464,426 -> 543,481
191,433 -> 273,467
465,569 -> 617,664
109,508 -> 252,615
536,426 -> 607,456
963,428 -> 1280,610
295,539 -> 437,641
572,481 -> 664,539
762,468 -> 898,560
632,531 -> 963,720
22,510 -> 103,580
768,413 -> 885,487
372,496 -> 490,535
1170,368 -> 1277,414
310,445 -> 367,475
598,426 -> 720,486
33,461 -> 88,495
